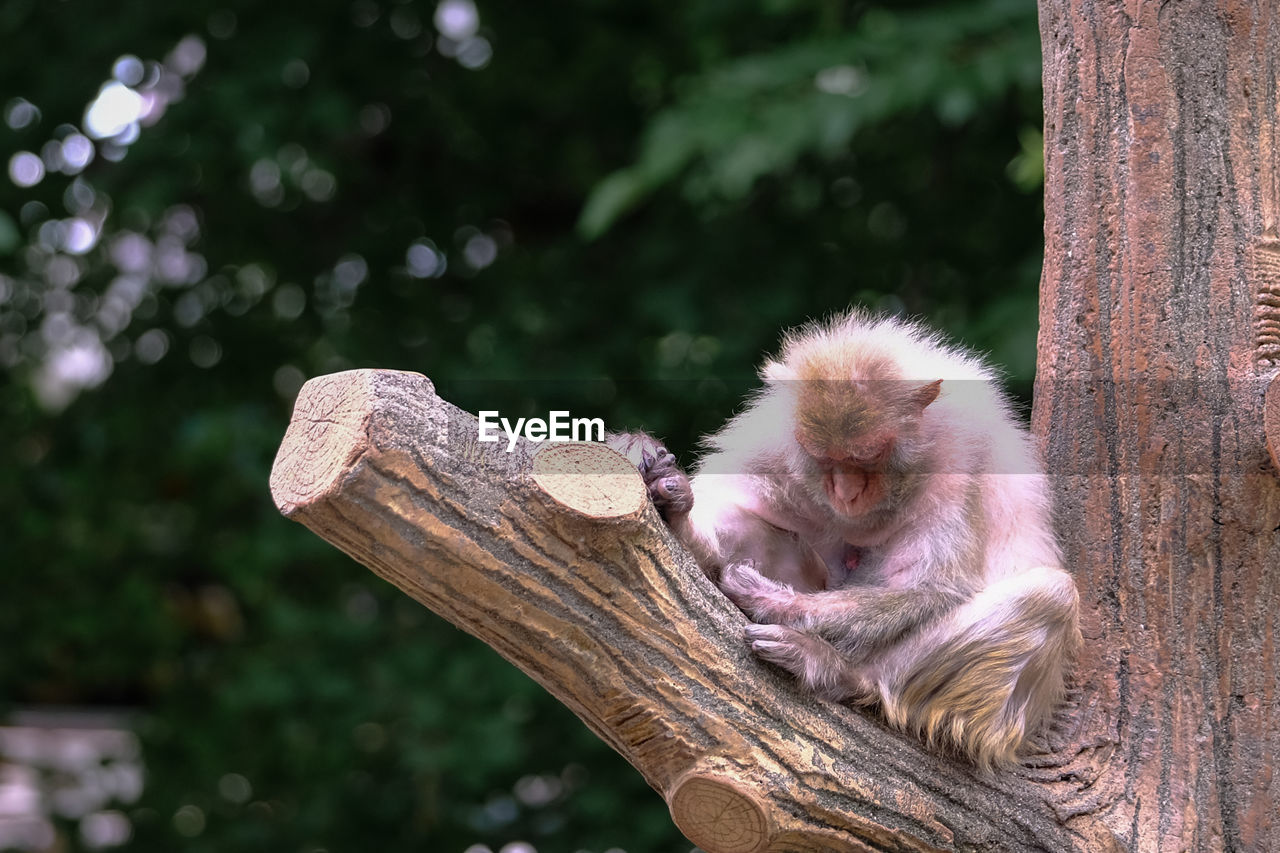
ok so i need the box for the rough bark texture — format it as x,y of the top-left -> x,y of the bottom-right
270,369 -> 1097,853
1035,1 -> 1280,849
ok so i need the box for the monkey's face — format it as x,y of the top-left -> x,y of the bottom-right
791,377 -> 941,519
798,437 -> 894,519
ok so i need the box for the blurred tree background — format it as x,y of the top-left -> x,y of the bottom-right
0,0 -> 1044,850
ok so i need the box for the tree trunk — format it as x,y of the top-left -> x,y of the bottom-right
1034,1 -> 1280,849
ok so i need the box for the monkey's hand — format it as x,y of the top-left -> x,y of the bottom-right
744,624 -> 859,702
719,562 -> 802,625
605,431 -> 693,520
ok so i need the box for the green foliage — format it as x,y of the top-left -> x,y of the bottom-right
580,0 -> 1040,238
0,0 -> 1047,851
0,209 -> 18,254
1007,125 -> 1046,192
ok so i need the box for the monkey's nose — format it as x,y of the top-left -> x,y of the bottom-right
829,468 -> 868,503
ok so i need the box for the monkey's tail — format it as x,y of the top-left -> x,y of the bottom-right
880,566 -> 1080,771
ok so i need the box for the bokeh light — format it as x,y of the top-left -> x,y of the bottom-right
59,133 -> 95,173
8,152 -> 44,187
111,55 -> 145,87
434,0 -> 478,40
5,98 -> 41,130
433,0 -> 491,69
406,240 -> 445,278
83,82 -> 144,140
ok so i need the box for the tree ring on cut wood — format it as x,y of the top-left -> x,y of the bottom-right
531,442 -> 647,520
270,371 -> 374,516
668,772 -> 770,853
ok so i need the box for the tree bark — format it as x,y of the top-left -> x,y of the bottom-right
1035,1 -> 1280,849
270,369 -> 1098,853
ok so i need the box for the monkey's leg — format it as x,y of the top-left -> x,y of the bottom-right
803,585 -> 965,656
743,624 -> 873,703
606,431 -> 693,519
880,565 -> 1080,769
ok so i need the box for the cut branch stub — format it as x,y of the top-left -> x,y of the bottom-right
531,441 -> 647,519
668,767 -> 771,853
269,368 -> 393,517
270,368 -> 1099,852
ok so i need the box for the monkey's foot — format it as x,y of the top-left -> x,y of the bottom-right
745,624 -> 855,702
605,431 -> 693,519
719,562 -> 798,624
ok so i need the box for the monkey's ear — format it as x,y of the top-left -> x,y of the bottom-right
761,360 -> 796,383
910,379 -> 943,411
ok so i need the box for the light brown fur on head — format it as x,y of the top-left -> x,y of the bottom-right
792,378 -> 941,464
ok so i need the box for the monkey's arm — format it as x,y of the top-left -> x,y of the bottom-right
608,431 -> 830,591
676,473 -> 835,592
719,563 -> 967,656
718,491 -> 981,653
606,432 -> 693,517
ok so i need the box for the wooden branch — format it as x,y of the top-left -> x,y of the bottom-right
270,368 -> 1106,852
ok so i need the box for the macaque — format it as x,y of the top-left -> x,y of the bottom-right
611,310 -> 1079,770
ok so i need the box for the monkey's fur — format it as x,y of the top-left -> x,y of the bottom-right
612,311 -> 1079,770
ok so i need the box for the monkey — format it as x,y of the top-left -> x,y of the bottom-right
610,310 -> 1079,770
